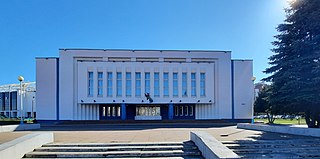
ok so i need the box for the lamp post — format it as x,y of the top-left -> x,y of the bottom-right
18,76 -> 24,124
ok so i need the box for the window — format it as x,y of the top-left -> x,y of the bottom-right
191,73 -> 196,97
97,72 -> 103,96
175,106 -> 179,116
107,107 -> 111,116
200,73 -> 206,96
12,112 -> 17,118
173,73 -> 178,97
102,106 -> 106,116
88,72 -> 93,96
154,72 -> 160,97
136,106 -> 160,116
112,106 -> 116,116
105,106 -> 121,117
116,72 -> 122,96
185,106 -> 188,116
189,105 -> 194,116
10,92 -> 17,110
135,72 -> 141,97
145,72 -> 150,93
179,106 -> 184,116
163,73 -> 169,97
182,73 -> 187,97
117,106 -> 121,117
107,72 -> 113,97
126,72 -> 131,97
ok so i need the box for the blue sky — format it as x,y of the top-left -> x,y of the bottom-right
0,0 -> 288,85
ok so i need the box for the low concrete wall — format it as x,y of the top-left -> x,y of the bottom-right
0,133 -> 53,159
0,124 -> 40,133
238,123 -> 320,138
190,131 -> 240,159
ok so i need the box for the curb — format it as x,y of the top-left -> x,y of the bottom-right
0,124 -> 40,133
0,133 -> 54,159
190,131 -> 240,159
237,123 -> 320,138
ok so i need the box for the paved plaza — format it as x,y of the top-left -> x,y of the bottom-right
1,124 -> 319,158
0,124 -> 313,144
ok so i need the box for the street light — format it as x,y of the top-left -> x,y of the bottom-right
18,75 -> 24,125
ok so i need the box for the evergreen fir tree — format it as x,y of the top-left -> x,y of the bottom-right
264,0 -> 320,128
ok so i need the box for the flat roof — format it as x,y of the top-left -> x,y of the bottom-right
58,48 -> 232,53
232,59 -> 253,61
35,57 -> 59,59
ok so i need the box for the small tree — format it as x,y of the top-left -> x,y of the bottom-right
254,85 -> 276,124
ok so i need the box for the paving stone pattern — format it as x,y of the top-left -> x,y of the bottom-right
23,141 -> 204,159
223,138 -> 320,158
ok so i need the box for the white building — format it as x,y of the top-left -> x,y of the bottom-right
0,82 -> 36,118
36,49 -> 254,121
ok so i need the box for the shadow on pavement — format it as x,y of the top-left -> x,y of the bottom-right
37,123 -> 237,131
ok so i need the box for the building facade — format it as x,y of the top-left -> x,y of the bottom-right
0,82 -> 36,118
36,49 -> 253,121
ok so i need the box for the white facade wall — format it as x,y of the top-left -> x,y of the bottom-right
36,58 -> 58,120
36,49 -> 253,121
233,60 -> 254,119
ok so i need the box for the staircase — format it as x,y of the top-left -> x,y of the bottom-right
23,141 -> 204,158
223,138 -> 320,158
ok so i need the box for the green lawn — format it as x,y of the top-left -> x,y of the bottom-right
254,118 -> 306,125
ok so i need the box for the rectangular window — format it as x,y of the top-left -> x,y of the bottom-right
10,92 -> 17,110
126,72 -> 131,97
200,73 -> 206,96
163,73 -> 169,97
185,106 -> 189,116
175,106 -> 179,116
107,106 -> 111,116
107,72 -> 113,97
145,72 -> 150,93
135,72 -> 141,97
88,72 -> 93,96
182,73 -> 187,97
102,106 -> 106,116
180,106 -> 184,116
189,105 -> 194,116
97,72 -> 103,96
191,73 -> 196,97
116,72 -> 122,96
154,72 -> 160,97
117,106 -> 121,117
112,106 -> 116,116
173,73 -> 178,97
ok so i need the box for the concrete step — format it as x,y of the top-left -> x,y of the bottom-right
43,142 -> 194,147
24,150 -> 202,158
225,143 -> 320,149
34,145 -> 198,152
222,139 -> 320,144
238,152 -> 320,159
24,141 -> 203,158
239,153 -> 305,159
23,157 -> 204,159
